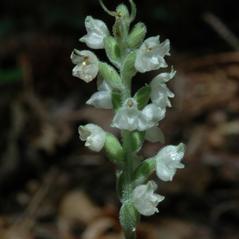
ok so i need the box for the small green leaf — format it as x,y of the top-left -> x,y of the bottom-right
112,90 -> 122,111
121,51 -> 137,85
123,131 -> 145,153
98,62 -> 123,90
130,131 -> 145,152
128,22 -> 147,49
119,201 -> 139,236
104,133 -> 124,166
104,36 -> 121,68
134,85 -> 151,110
133,158 -> 156,184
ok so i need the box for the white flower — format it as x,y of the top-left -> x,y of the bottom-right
112,98 -> 166,131
135,36 -> 170,73
86,80 -> 112,109
154,143 -> 185,181
142,103 -> 166,126
80,16 -> 110,49
71,49 -> 99,82
132,181 -> 165,216
78,124 -> 106,152
150,74 -> 175,108
111,98 -> 148,131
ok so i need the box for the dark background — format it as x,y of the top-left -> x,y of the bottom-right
0,0 -> 239,239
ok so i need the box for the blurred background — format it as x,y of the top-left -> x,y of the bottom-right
0,0 -> 239,238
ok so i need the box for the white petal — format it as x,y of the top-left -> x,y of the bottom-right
86,91 -> 112,109
158,143 -> 185,162
152,69 -> 176,83
156,160 -> 176,181
132,181 -> 164,216
97,79 -> 111,91
112,98 -> 140,131
78,124 -> 106,152
142,103 -> 165,124
71,50 -> 99,82
158,39 -> 170,56
135,36 -> 170,73
150,81 -> 174,109
155,143 -> 185,182
80,16 -> 109,49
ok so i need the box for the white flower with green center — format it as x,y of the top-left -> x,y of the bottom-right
80,16 -> 110,49
78,123 -> 106,152
135,36 -> 170,73
111,98 -> 148,131
71,49 -> 99,82
132,181 -> 165,216
154,143 -> 185,181
86,80 -> 112,109
112,98 -> 167,131
150,71 -> 175,108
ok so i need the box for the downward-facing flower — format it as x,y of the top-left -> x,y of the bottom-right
86,80 -> 112,109
150,70 -> 175,108
154,143 -> 185,181
71,50 -> 99,82
78,123 -> 106,152
132,181 -> 165,216
135,36 -> 170,73
80,16 -> 110,49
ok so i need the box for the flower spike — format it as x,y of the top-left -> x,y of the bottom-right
71,1 -> 186,238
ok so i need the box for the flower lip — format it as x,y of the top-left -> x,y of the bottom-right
112,98 -> 165,131
155,143 -> 185,182
71,50 -> 99,83
78,123 -> 106,152
132,180 -> 165,216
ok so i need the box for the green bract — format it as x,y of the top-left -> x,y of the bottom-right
128,22 -> 147,49
104,133 -> 124,166
104,36 -> 121,68
98,62 -> 123,90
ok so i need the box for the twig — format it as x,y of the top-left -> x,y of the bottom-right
203,12 -> 239,51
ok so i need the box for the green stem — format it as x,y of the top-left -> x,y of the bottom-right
115,20 -> 137,239
121,130 -> 136,239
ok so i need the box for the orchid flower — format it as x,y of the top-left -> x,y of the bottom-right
78,124 -> 106,152
135,36 -> 170,73
80,16 -> 110,49
132,181 -> 164,216
71,49 -> 99,82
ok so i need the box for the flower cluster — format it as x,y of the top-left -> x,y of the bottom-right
71,0 -> 185,237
